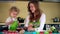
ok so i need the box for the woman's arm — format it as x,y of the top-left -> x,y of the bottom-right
35,13 -> 46,32
24,16 -> 30,31
24,15 -> 30,27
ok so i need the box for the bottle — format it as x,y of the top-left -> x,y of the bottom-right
36,31 -> 40,34
44,31 -> 49,34
33,31 -> 36,34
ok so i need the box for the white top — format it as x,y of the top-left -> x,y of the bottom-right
24,13 -> 46,32
5,17 -> 16,23
5,17 -> 17,29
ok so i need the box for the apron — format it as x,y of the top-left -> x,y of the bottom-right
29,20 -> 40,28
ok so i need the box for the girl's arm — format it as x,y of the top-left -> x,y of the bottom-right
35,13 -> 46,32
5,21 -> 13,26
5,17 -> 13,26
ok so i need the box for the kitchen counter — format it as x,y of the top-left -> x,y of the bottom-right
0,23 -> 25,25
0,23 -> 5,25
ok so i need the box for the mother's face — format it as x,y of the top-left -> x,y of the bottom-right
30,3 -> 36,13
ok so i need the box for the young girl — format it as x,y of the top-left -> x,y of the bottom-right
5,7 -> 19,31
24,0 -> 46,32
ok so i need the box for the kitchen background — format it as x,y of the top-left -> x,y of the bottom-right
0,1 -> 60,25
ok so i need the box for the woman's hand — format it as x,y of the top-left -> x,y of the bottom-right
28,25 -> 35,31
28,27 -> 35,31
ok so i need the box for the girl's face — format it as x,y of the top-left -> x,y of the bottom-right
30,3 -> 36,13
10,10 -> 18,18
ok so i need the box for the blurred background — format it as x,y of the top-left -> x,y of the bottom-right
0,1 -> 60,24
0,0 -> 60,32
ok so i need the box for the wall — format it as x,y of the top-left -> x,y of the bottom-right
0,1 -> 28,22
0,1 -> 60,24
59,4 -> 60,15
40,2 -> 60,24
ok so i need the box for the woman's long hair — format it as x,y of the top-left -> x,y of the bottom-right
28,0 -> 42,22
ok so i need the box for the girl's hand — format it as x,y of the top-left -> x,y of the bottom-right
9,20 -> 13,24
6,19 -> 13,25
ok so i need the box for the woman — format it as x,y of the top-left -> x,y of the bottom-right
24,0 -> 46,32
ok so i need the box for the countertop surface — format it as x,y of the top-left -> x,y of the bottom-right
0,23 -> 5,25
0,23 -> 25,25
